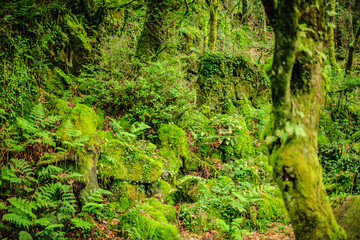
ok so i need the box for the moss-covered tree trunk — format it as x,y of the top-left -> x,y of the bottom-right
242,0 -> 248,25
208,0 -> 218,52
328,0 -> 341,75
261,0 -> 347,239
345,23 -> 360,74
135,0 -> 171,62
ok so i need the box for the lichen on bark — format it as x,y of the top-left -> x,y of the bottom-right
261,0 -> 347,239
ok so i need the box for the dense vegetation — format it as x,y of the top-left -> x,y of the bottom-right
0,0 -> 359,239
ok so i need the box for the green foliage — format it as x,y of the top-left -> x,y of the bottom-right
195,114 -> 254,161
81,188 -> 112,219
16,103 -> 61,148
77,55 -> 196,129
0,160 -> 101,239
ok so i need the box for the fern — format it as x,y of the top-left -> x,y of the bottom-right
82,188 -> 112,218
30,103 -> 45,126
7,197 -> 37,219
3,213 -> 32,229
67,172 -> 84,181
16,103 -> 60,148
33,217 -> 51,227
37,165 -> 63,181
70,217 -> 92,231
19,230 -> 33,240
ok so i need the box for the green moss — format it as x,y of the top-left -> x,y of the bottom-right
334,196 -> 360,239
174,176 -> 208,203
318,135 -> 330,148
110,181 -> 145,210
258,193 -> 288,223
198,114 -> 254,161
57,104 -> 102,141
64,14 -> 91,60
158,124 -> 192,173
47,95 -> 70,118
43,68 -> 71,94
118,201 -> 179,239
144,198 -> 177,222
151,179 -> 175,205
351,131 -> 360,142
197,53 -> 266,112
99,139 -> 162,183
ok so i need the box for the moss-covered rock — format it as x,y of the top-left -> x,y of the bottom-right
197,53 -> 268,113
47,94 -> 71,118
43,67 -> 72,94
151,179 -> 175,205
109,181 -> 145,210
197,114 -> 254,161
57,104 -> 103,141
118,199 -> 179,239
64,14 -> 91,64
158,124 -> 193,173
334,196 -> 360,239
174,176 -> 208,203
99,139 -> 162,183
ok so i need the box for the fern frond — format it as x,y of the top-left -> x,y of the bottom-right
3,213 -> 31,229
0,202 -> 7,210
70,218 -> 92,231
30,103 -> 45,125
44,224 -> 64,230
63,120 -> 82,138
44,115 -> 61,126
37,165 -> 63,181
33,217 -> 51,227
19,230 -> 33,240
67,172 -> 83,181
16,117 -> 38,134
10,158 -> 34,178
7,197 -> 37,219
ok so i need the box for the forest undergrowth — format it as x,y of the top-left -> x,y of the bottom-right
0,0 -> 360,239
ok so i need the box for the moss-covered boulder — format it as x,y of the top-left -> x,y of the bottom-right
64,14 -> 91,64
99,139 -> 162,183
47,95 -> 71,118
56,104 -> 104,195
109,181 -> 145,210
151,179 -> 175,205
197,53 -> 268,113
197,114 -> 254,161
158,124 -> 193,173
333,196 -> 360,239
118,199 -> 179,239
43,67 -> 73,94
57,104 -> 103,141
174,176 -> 208,203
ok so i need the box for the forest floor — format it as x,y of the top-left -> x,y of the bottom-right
178,224 -> 295,239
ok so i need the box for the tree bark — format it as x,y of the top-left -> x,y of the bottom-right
345,20 -> 360,74
208,0 -> 218,52
328,0 -> 341,75
261,0 -> 347,239
242,0 -> 248,25
135,0 -> 171,62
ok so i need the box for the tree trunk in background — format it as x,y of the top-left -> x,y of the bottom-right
345,23 -> 360,74
261,0 -> 347,239
352,0 -> 360,36
135,0 -> 170,62
208,0 -> 218,52
242,0 -> 247,25
328,0 -> 341,75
